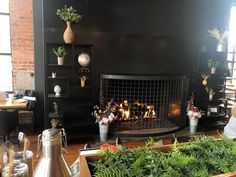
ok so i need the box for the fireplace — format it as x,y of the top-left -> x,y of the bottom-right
100,74 -> 189,136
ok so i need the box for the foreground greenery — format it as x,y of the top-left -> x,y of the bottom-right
91,135 -> 236,177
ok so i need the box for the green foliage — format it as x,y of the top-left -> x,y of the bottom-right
53,46 -> 67,57
91,135 -> 236,177
208,59 -> 219,68
208,28 -> 228,44
56,5 -> 82,23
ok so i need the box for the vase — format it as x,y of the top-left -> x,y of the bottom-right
80,79 -> 85,87
63,22 -> 74,44
189,117 -> 199,133
216,42 -> 225,52
57,57 -> 64,65
99,123 -> 109,142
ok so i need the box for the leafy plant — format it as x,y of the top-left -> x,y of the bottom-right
53,46 -> 67,57
208,28 -> 228,44
208,59 -> 219,68
56,5 -> 82,23
91,135 -> 236,177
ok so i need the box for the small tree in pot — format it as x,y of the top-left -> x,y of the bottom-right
53,46 -> 67,65
208,28 -> 228,52
208,59 -> 219,74
56,5 -> 82,43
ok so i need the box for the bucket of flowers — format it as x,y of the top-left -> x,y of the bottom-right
187,107 -> 202,133
92,105 -> 115,141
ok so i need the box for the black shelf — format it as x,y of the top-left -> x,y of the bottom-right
48,94 -> 69,98
47,64 -> 73,67
44,43 -> 95,139
48,76 -> 68,79
195,49 -> 228,130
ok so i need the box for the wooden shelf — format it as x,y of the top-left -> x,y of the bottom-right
47,64 -> 73,67
48,94 -> 69,98
48,76 -> 68,79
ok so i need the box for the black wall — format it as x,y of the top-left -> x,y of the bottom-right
33,0 -> 232,129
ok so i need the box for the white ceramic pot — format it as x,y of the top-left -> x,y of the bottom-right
189,117 -> 199,133
99,123 -> 109,142
57,57 -> 64,65
211,67 -> 216,74
216,43 -> 225,52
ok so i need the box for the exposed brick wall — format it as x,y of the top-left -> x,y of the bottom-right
9,0 -> 34,88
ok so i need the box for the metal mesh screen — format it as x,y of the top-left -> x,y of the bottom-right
100,74 -> 189,132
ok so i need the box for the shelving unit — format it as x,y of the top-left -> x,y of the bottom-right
44,43 -> 94,139
194,50 -> 228,129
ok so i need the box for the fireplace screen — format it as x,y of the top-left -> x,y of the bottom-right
100,74 -> 189,134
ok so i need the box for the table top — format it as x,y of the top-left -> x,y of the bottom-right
0,101 -> 27,109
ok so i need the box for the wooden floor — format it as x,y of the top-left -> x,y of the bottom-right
0,127 -> 223,171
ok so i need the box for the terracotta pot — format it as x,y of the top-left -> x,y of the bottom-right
57,57 -> 64,65
63,22 -> 74,44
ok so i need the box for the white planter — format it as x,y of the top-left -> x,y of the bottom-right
209,94 -> 213,101
189,117 -> 199,133
99,123 -> 109,142
211,67 -> 216,74
216,43 -> 225,52
57,57 -> 64,65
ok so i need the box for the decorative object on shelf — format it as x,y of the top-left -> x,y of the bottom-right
187,106 -> 202,133
208,59 -> 219,74
92,105 -> 115,141
80,76 -> 87,87
52,72 -> 56,78
56,5 -> 82,44
78,52 -> 91,72
54,85 -> 62,96
7,93 -> 15,104
53,46 -> 67,65
201,74 -> 209,86
205,87 -> 215,101
208,28 -> 228,52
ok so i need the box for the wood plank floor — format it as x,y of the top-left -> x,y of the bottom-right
0,128 -> 223,171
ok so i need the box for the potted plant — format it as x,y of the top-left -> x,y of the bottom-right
208,28 -> 228,52
208,59 -> 219,74
56,5 -> 82,43
53,46 -> 67,65
92,104 -> 115,142
187,106 -> 202,133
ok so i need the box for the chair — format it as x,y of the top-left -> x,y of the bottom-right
0,109 -> 19,142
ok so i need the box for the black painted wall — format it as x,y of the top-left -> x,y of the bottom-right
34,0 -> 232,129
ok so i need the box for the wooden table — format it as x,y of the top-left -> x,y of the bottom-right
0,101 -> 27,109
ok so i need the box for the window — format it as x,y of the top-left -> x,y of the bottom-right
227,5 -> 236,86
0,0 -> 12,91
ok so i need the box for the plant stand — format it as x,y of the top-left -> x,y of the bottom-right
99,123 -> 109,142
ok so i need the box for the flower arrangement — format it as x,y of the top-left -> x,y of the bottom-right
187,107 -> 202,119
92,105 -> 115,125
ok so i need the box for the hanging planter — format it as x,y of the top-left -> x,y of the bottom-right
208,59 -> 219,74
56,5 -> 82,44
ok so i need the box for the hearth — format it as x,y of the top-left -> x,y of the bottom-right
100,74 -> 189,136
